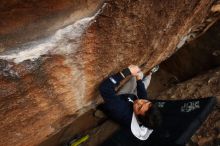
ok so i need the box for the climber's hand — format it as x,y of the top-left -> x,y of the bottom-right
128,65 -> 141,76
136,71 -> 143,80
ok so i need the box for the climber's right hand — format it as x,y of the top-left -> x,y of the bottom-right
136,71 -> 144,80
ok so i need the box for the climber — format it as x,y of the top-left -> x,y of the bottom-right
99,64 -> 161,141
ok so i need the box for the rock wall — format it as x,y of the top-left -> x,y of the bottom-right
147,18 -> 220,98
81,0 -> 215,101
0,0 -> 216,146
0,0 -> 102,50
160,19 -> 220,82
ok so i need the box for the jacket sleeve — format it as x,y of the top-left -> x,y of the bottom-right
99,68 -> 133,128
136,80 -> 148,99
99,68 -> 131,101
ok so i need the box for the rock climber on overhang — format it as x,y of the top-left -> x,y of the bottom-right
99,64 -> 161,141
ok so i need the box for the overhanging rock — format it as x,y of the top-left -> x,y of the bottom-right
0,0 -> 216,145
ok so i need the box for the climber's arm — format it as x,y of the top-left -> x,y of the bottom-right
99,65 -> 140,101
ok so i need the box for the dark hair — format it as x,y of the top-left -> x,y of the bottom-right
138,104 -> 162,129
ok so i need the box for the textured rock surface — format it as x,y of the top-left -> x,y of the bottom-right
147,19 -> 220,98
81,0 -> 215,102
0,0 -> 217,146
0,0 -> 101,50
159,19 -> 220,82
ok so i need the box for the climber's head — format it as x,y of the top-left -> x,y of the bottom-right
133,99 -> 152,115
133,99 -> 162,129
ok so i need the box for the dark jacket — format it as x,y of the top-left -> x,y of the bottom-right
99,70 -> 148,128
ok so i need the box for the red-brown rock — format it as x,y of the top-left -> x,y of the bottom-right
0,0 -> 217,145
